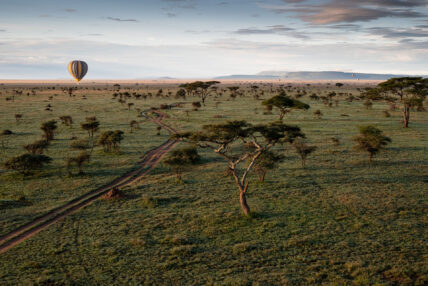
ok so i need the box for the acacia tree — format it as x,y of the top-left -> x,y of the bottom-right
253,151 -> 284,182
179,81 -> 220,105
40,120 -> 57,141
81,117 -> 100,137
262,91 -> 309,120
163,146 -> 200,181
67,151 -> 91,175
3,153 -> 52,175
173,120 -> 304,215
365,77 -> 427,128
353,125 -> 391,162
293,139 -> 317,167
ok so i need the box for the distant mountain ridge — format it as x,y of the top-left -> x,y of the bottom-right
216,71 -> 425,80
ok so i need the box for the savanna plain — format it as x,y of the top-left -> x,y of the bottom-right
0,80 -> 427,285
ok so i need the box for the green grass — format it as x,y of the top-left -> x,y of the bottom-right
0,82 -> 427,285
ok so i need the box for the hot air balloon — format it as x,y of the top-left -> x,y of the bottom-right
68,60 -> 88,82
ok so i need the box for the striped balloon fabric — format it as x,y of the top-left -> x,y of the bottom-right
68,60 -> 88,82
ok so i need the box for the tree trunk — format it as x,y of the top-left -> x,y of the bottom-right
403,106 -> 410,128
239,191 -> 250,216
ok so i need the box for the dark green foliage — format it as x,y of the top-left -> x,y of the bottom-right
80,117 -> 100,137
175,88 -> 186,99
179,81 -> 220,104
253,151 -> 284,182
40,120 -> 57,141
67,151 -> 91,175
353,125 -> 391,161
335,83 -> 344,88
174,120 -> 304,215
363,99 -> 373,109
59,116 -> 73,128
262,91 -> 309,120
293,139 -> 317,167
97,130 -> 124,153
3,153 -> 52,175
164,146 -> 201,181
365,77 -> 427,127
69,138 -> 92,151
23,140 -> 50,154
314,109 -> 322,118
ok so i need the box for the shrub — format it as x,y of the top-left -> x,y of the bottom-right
97,130 -> 124,153
23,139 -> 50,154
40,120 -> 57,141
3,153 -> 52,175
294,139 -> 317,167
353,125 -> 391,161
163,146 -> 201,181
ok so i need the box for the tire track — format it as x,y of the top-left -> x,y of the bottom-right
0,110 -> 179,254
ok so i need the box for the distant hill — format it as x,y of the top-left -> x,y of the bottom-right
215,74 -> 280,80
216,71 -> 424,80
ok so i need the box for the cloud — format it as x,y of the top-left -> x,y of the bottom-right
65,8 -> 76,13
233,25 -> 310,39
106,17 -> 138,22
262,0 -> 427,24
367,27 -> 428,39
0,29 -> 6,32
161,0 -> 196,9
234,25 -> 294,35
167,12 -> 177,17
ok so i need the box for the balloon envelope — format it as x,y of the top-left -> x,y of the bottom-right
68,60 -> 88,82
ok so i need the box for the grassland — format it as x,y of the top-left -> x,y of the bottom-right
0,81 -> 427,285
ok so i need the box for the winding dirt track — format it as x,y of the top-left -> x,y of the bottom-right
0,110 -> 178,254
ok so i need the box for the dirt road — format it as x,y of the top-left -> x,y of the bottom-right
0,110 -> 178,254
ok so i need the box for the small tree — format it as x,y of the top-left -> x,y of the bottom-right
67,151 -> 91,175
97,130 -> 124,153
262,91 -> 309,120
335,83 -> 344,88
365,77 -> 427,128
179,81 -> 220,105
175,88 -> 186,99
23,139 -> 50,154
81,117 -> 100,137
40,120 -> 57,141
59,116 -> 73,128
253,151 -> 284,182
69,138 -> 93,152
15,114 -> 23,123
163,146 -> 200,181
174,120 -> 304,215
313,109 -> 323,119
3,153 -> 52,175
293,139 -> 317,167
130,120 -> 139,133
353,125 -> 391,162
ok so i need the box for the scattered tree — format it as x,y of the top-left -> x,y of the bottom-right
364,77 -> 427,128
40,120 -> 57,141
3,153 -> 52,175
67,151 -> 91,175
293,139 -> 317,167
23,139 -> 50,154
262,91 -> 309,120
81,117 -> 100,137
353,125 -> 391,161
253,151 -> 284,182
173,120 -> 304,215
97,130 -> 124,153
163,146 -> 201,181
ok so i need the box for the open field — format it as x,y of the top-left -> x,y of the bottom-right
0,81 -> 427,285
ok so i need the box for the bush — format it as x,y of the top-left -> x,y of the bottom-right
3,153 -> 52,175
23,139 -> 50,154
353,125 -> 391,161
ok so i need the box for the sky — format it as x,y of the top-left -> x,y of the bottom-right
0,0 -> 427,79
